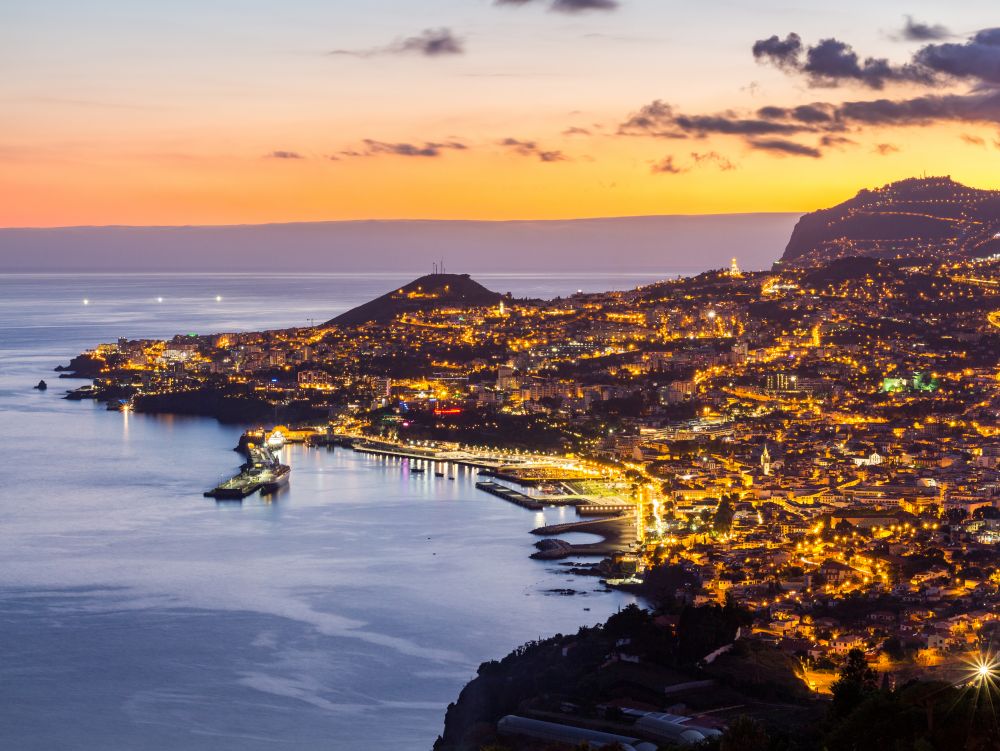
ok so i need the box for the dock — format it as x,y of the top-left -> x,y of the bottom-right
204,443 -> 289,500
475,481 -> 550,510
204,475 -> 262,499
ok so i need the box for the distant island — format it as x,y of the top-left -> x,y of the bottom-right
0,213 -> 797,274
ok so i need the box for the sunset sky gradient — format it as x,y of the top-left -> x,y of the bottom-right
2,1 -> 998,227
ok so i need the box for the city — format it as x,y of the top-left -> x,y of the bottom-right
57,213 -> 1000,745
5,2 -> 1000,749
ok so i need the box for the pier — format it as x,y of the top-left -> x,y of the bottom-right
475,480 -> 549,510
204,443 -> 289,500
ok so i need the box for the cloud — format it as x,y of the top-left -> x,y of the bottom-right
266,150 -> 305,160
754,32 -> 936,89
618,84 -> 1000,161
619,27 -> 1000,163
960,133 -> 986,146
758,103 -> 836,123
836,89 -> 1000,126
748,139 -> 822,158
651,156 -> 686,174
342,139 -> 468,158
873,143 -> 900,155
755,27 -> 1000,89
331,28 -> 464,58
914,28 -> 1000,85
752,33 -> 803,71
619,100 -> 816,138
562,126 -> 592,136
820,134 -> 858,148
495,0 -> 620,12
498,138 -> 568,162
690,151 -> 737,171
899,16 -> 952,42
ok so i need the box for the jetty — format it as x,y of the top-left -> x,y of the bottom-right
475,480 -> 549,510
205,443 -> 289,500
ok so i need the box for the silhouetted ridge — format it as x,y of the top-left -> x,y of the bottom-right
326,273 -> 503,326
779,176 -> 1000,267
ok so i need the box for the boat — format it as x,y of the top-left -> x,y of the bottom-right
205,442 -> 290,499
265,430 -> 286,451
259,463 -> 291,494
434,471 -> 445,477
410,467 -> 426,474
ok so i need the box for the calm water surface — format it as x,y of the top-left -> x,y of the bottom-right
0,273 -> 663,750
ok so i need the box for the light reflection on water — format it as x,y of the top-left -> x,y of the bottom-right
0,273 -> 643,751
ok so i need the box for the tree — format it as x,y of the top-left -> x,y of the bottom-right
713,498 -> 735,535
720,715 -> 770,751
831,648 -> 878,719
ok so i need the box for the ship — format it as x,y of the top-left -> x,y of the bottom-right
204,442 -> 290,499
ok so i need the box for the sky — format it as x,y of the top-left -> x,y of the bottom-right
2,1 -> 999,227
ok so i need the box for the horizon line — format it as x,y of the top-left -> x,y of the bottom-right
0,211 -> 803,232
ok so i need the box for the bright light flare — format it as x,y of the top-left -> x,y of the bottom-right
215,295 -> 223,302
965,651 -> 1000,690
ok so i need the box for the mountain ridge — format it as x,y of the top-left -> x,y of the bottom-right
779,176 -> 1000,267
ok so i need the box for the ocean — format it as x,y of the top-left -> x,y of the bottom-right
0,272 -> 665,751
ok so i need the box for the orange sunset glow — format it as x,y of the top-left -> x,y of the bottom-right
3,2 -> 999,227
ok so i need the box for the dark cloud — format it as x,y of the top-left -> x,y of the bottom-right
914,28 -> 1000,85
562,126 -> 592,136
495,0 -> 620,12
266,150 -> 304,159
754,32 -> 935,88
899,16 -> 952,42
620,100 -> 815,138
758,103 -> 836,123
551,0 -> 619,11
498,138 -> 568,162
343,140 -> 467,158
961,133 -> 986,146
690,151 -> 737,171
651,155 -> 686,174
836,89 -> 1000,126
620,27 -> 1000,163
620,88 -> 1000,161
873,143 -> 900,155
820,134 -> 857,148
332,28 -> 464,58
755,27 -> 1000,89
752,33 -> 803,71
748,139 -> 821,158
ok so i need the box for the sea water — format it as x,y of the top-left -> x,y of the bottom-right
0,272 -> 664,750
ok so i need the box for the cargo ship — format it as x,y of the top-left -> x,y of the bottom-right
205,443 -> 290,499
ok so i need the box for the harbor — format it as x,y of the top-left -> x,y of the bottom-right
204,442 -> 290,500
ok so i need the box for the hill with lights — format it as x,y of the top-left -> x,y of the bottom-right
779,176 -> 1000,267
326,273 -> 503,326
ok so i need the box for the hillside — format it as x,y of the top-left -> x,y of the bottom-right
327,273 -> 503,326
779,177 -> 1000,267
